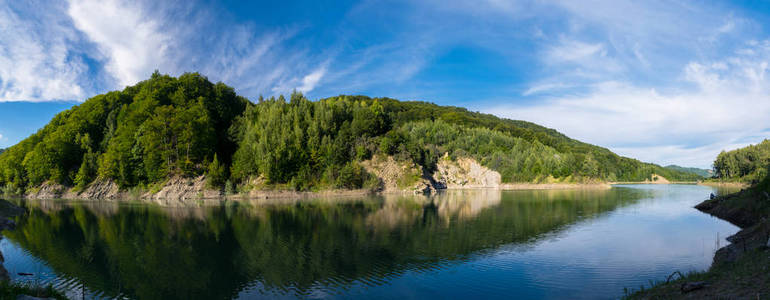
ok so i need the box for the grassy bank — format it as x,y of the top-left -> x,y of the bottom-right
626,247 -> 770,299
698,180 -> 750,189
627,178 -> 770,299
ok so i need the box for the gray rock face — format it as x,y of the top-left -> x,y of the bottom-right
363,155 -> 501,194
433,156 -> 501,189
78,179 -> 121,199
362,155 -> 438,194
25,176 -> 223,202
24,182 -> 66,199
148,175 -> 222,201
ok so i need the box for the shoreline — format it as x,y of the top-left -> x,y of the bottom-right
697,181 -> 750,189
611,181 -> 699,185
6,181 -> 642,202
628,184 -> 770,298
498,183 -> 612,190
8,181 -> 725,203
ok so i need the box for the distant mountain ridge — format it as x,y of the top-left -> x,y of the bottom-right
0,72 -> 699,196
664,165 -> 711,178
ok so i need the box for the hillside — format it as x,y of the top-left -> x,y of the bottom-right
712,139 -> 770,184
664,164 -> 711,178
0,72 -> 248,195
0,73 -> 698,196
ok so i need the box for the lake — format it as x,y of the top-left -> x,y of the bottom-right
0,184 -> 739,299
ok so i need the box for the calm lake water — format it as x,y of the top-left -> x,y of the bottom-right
0,184 -> 740,299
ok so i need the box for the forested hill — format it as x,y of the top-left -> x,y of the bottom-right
665,165 -> 711,178
0,72 -> 698,194
712,139 -> 770,184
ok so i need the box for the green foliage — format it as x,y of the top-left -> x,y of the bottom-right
0,72 -> 247,191
224,180 -> 235,195
0,73 -> 699,193
207,154 -> 226,188
664,165 -> 711,178
713,139 -> 770,184
230,93 -> 386,190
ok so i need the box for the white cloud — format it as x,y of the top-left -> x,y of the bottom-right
67,0 -> 169,88
0,2 -> 88,101
1,0 -> 767,170
298,67 -> 327,93
547,39 -> 605,63
64,0 -> 326,99
490,40 -> 770,168
717,20 -> 735,35
522,82 -> 573,96
612,142 -> 754,169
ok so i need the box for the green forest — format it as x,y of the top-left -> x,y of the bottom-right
664,165 -> 712,178
0,72 -> 700,194
712,139 -> 770,184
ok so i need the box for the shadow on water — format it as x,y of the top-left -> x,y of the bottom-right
0,187 -> 651,299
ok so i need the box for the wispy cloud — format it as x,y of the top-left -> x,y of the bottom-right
66,0 -> 324,98
546,39 -> 606,64
2,0 -> 768,168
1,0 -> 343,101
0,1 -> 91,101
490,38 -> 770,168
522,82 -> 574,96
297,66 -> 327,93
68,0 -> 169,88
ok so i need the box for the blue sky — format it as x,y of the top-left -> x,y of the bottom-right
1,0 -> 770,168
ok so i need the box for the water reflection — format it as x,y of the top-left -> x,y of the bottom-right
2,187 -> 654,299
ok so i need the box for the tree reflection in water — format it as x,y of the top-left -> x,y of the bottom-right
1,188 -> 649,299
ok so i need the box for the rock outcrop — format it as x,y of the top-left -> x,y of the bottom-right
433,156 -> 501,189
21,156 -> 504,200
24,182 -> 67,199
646,173 -> 671,184
147,175 -> 221,201
78,180 -> 122,199
25,176 -> 222,202
362,155 -> 502,194
361,155 -> 439,194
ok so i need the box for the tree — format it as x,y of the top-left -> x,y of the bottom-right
207,154 -> 226,188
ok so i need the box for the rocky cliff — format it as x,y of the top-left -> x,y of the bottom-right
362,155 -> 503,194
433,156 -> 501,189
361,155 -> 438,194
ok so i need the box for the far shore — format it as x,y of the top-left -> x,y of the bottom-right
696,181 -> 750,188
10,181 -> 717,202
610,181 -> 699,185
497,183 -> 612,190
